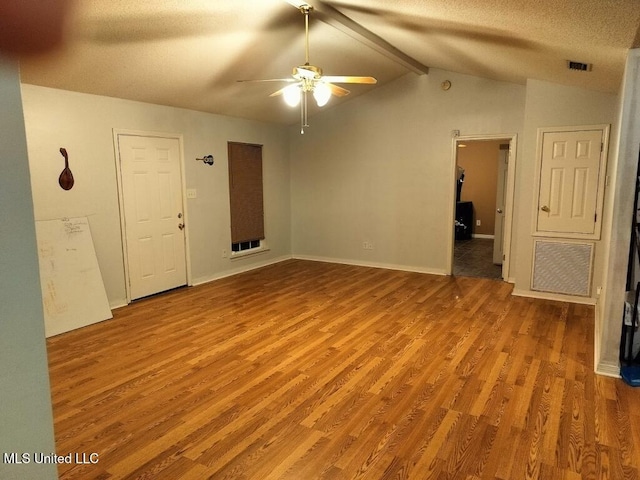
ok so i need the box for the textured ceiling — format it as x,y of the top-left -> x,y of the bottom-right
20,0 -> 640,125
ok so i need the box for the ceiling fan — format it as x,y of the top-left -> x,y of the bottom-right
238,3 -> 377,133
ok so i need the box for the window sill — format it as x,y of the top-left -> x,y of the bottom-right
230,246 -> 270,260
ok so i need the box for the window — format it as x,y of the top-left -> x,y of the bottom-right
228,142 -> 265,255
231,239 -> 261,253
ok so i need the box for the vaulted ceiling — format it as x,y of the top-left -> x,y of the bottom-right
20,0 -> 640,125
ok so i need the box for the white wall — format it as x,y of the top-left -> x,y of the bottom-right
511,80 -> 619,301
0,61 -> 57,479
21,85 -> 291,308
290,69 -> 526,273
598,49 -> 640,375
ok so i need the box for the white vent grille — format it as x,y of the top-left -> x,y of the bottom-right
532,240 -> 593,296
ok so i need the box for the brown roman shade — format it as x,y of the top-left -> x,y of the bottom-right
228,141 -> 264,244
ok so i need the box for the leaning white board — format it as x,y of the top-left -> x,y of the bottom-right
35,217 -> 112,337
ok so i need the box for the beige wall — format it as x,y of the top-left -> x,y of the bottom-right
457,140 -> 502,236
0,61 -> 57,479
598,49 -> 640,375
21,85 -> 292,308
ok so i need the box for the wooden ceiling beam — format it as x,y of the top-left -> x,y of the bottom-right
286,1 -> 429,75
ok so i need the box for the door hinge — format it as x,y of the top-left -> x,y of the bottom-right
601,142 -> 604,152
594,213 -> 597,222
503,254 -> 506,261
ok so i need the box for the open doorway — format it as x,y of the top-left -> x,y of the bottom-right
450,135 -> 516,281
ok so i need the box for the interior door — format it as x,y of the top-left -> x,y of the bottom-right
493,147 -> 508,265
118,134 -> 186,300
536,129 -> 603,235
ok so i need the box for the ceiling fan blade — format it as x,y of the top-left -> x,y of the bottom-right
322,75 -> 377,84
236,78 -> 297,83
270,87 -> 286,97
326,83 -> 350,97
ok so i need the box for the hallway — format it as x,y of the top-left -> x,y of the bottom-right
454,237 -> 502,279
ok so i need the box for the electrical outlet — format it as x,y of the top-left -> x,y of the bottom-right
222,249 -> 228,258
186,188 -> 197,199
476,219 -> 481,226
362,241 -> 374,250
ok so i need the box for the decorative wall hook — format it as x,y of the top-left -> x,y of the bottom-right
196,155 -> 214,166
58,147 -> 74,190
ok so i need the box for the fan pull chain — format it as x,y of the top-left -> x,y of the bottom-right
301,90 -> 310,134
300,90 -> 305,134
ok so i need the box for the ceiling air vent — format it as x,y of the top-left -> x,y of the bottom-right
567,60 -> 592,72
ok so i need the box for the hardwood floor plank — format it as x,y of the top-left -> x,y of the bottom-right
45,260 -> 640,479
406,408 -> 460,478
469,351 -> 509,417
510,358 -> 542,430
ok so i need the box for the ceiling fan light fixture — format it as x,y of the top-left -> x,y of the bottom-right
238,3 -> 375,133
313,82 -> 331,107
283,84 -> 301,107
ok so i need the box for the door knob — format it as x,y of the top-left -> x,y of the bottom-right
178,223 -> 185,230
496,208 -> 503,214
540,205 -> 550,213
178,213 -> 183,219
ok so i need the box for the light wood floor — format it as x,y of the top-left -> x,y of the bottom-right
47,260 -> 640,479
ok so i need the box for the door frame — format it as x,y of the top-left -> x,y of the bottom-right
113,129 -> 192,304
493,145 -> 510,264
448,133 -> 518,282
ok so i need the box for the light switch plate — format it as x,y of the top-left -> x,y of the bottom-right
186,188 -> 197,199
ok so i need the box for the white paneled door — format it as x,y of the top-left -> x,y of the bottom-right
536,129 -> 604,236
118,135 -> 186,300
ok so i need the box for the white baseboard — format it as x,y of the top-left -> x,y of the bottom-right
594,303 -> 601,372
192,255 -> 293,287
293,254 -> 448,276
124,253 -> 443,301
472,234 -> 495,239
595,361 -> 621,378
110,255 -> 294,308
512,287 -> 597,305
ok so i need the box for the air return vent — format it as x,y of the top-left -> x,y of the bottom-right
567,60 -> 592,72
532,240 -> 594,297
